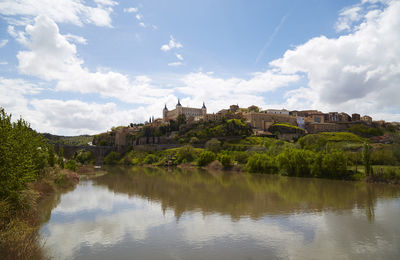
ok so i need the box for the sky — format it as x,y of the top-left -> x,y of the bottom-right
0,0 -> 399,135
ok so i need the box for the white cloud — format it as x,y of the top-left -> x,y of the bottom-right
94,0 -> 117,6
139,22 -> 146,27
136,13 -> 143,20
0,61 -> 8,65
336,6 -> 363,32
7,25 -> 28,45
168,62 -> 183,67
0,0 -> 116,27
175,71 -> 299,113
270,0 -> 400,121
161,35 -> 183,52
176,53 -> 184,61
16,15 -> 172,105
123,7 -> 138,13
64,33 -> 87,45
0,39 -> 8,47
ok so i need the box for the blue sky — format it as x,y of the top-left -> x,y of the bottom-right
0,0 -> 399,135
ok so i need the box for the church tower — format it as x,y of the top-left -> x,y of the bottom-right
176,99 -> 183,115
202,101 -> 207,119
163,104 -> 168,122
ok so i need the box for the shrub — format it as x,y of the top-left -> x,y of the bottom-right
75,150 -> 95,164
104,151 -> 121,165
189,137 -> 200,144
371,149 -> 397,165
143,154 -> 158,164
246,153 -> 277,173
48,145 -> 56,167
218,154 -> 233,169
233,152 -> 249,164
205,138 -> 221,153
276,148 -> 314,177
320,150 -> 348,178
65,160 -> 78,172
176,145 -> 196,163
197,151 -> 216,166
58,147 -> 64,169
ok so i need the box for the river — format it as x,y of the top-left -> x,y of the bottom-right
40,166 -> 400,259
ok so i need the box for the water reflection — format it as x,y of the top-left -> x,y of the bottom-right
40,167 -> 400,259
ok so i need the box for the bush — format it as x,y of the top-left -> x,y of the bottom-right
176,145 -> 196,163
48,145 -> 56,167
246,153 -> 277,173
197,151 -> 216,166
320,150 -> 348,178
104,151 -> 121,165
75,150 -> 94,164
218,154 -> 233,169
233,152 -> 249,164
371,149 -> 397,165
143,154 -> 158,164
205,138 -> 221,153
276,149 -> 314,177
65,160 -> 78,172
189,137 -> 200,144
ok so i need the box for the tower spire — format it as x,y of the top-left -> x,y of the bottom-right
202,101 -> 206,109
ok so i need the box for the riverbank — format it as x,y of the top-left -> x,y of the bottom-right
102,136 -> 400,184
0,167 -> 79,260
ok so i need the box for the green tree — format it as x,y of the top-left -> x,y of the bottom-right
205,138 -> 221,153
58,147 -> 64,169
48,145 -> 56,167
246,153 -> 277,173
104,151 -> 121,165
0,108 -> 47,204
197,150 -> 216,166
218,154 -> 233,169
276,149 -> 314,177
363,143 -> 372,176
65,160 -> 78,171
176,145 -> 196,163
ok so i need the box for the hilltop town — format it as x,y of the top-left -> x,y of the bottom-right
93,100 -> 399,150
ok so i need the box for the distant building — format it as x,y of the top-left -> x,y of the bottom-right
243,112 -> 297,131
352,113 -> 360,121
361,115 -> 372,125
266,109 -> 290,115
306,123 -> 345,134
328,112 -> 339,122
163,100 -> 207,122
339,112 -> 351,122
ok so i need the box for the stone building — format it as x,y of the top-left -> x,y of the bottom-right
339,112 -> 351,122
361,115 -> 373,125
266,109 -> 290,115
306,123 -> 345,134
243,112 -> 297,131
352,113 -> 361,121
163,100 -> 207,122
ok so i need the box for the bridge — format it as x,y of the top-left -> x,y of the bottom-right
55,145 -> 115,165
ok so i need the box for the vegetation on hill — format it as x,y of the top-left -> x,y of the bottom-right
42,133 -> 93,146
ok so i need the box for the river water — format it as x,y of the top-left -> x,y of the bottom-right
40,166 -> 400,259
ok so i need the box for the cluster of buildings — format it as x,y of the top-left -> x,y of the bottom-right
157,100 -> 376,135
111,100 -> 381,148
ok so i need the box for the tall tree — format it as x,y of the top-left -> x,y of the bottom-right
362,143 -> 372,176
58,147 -> 64,169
